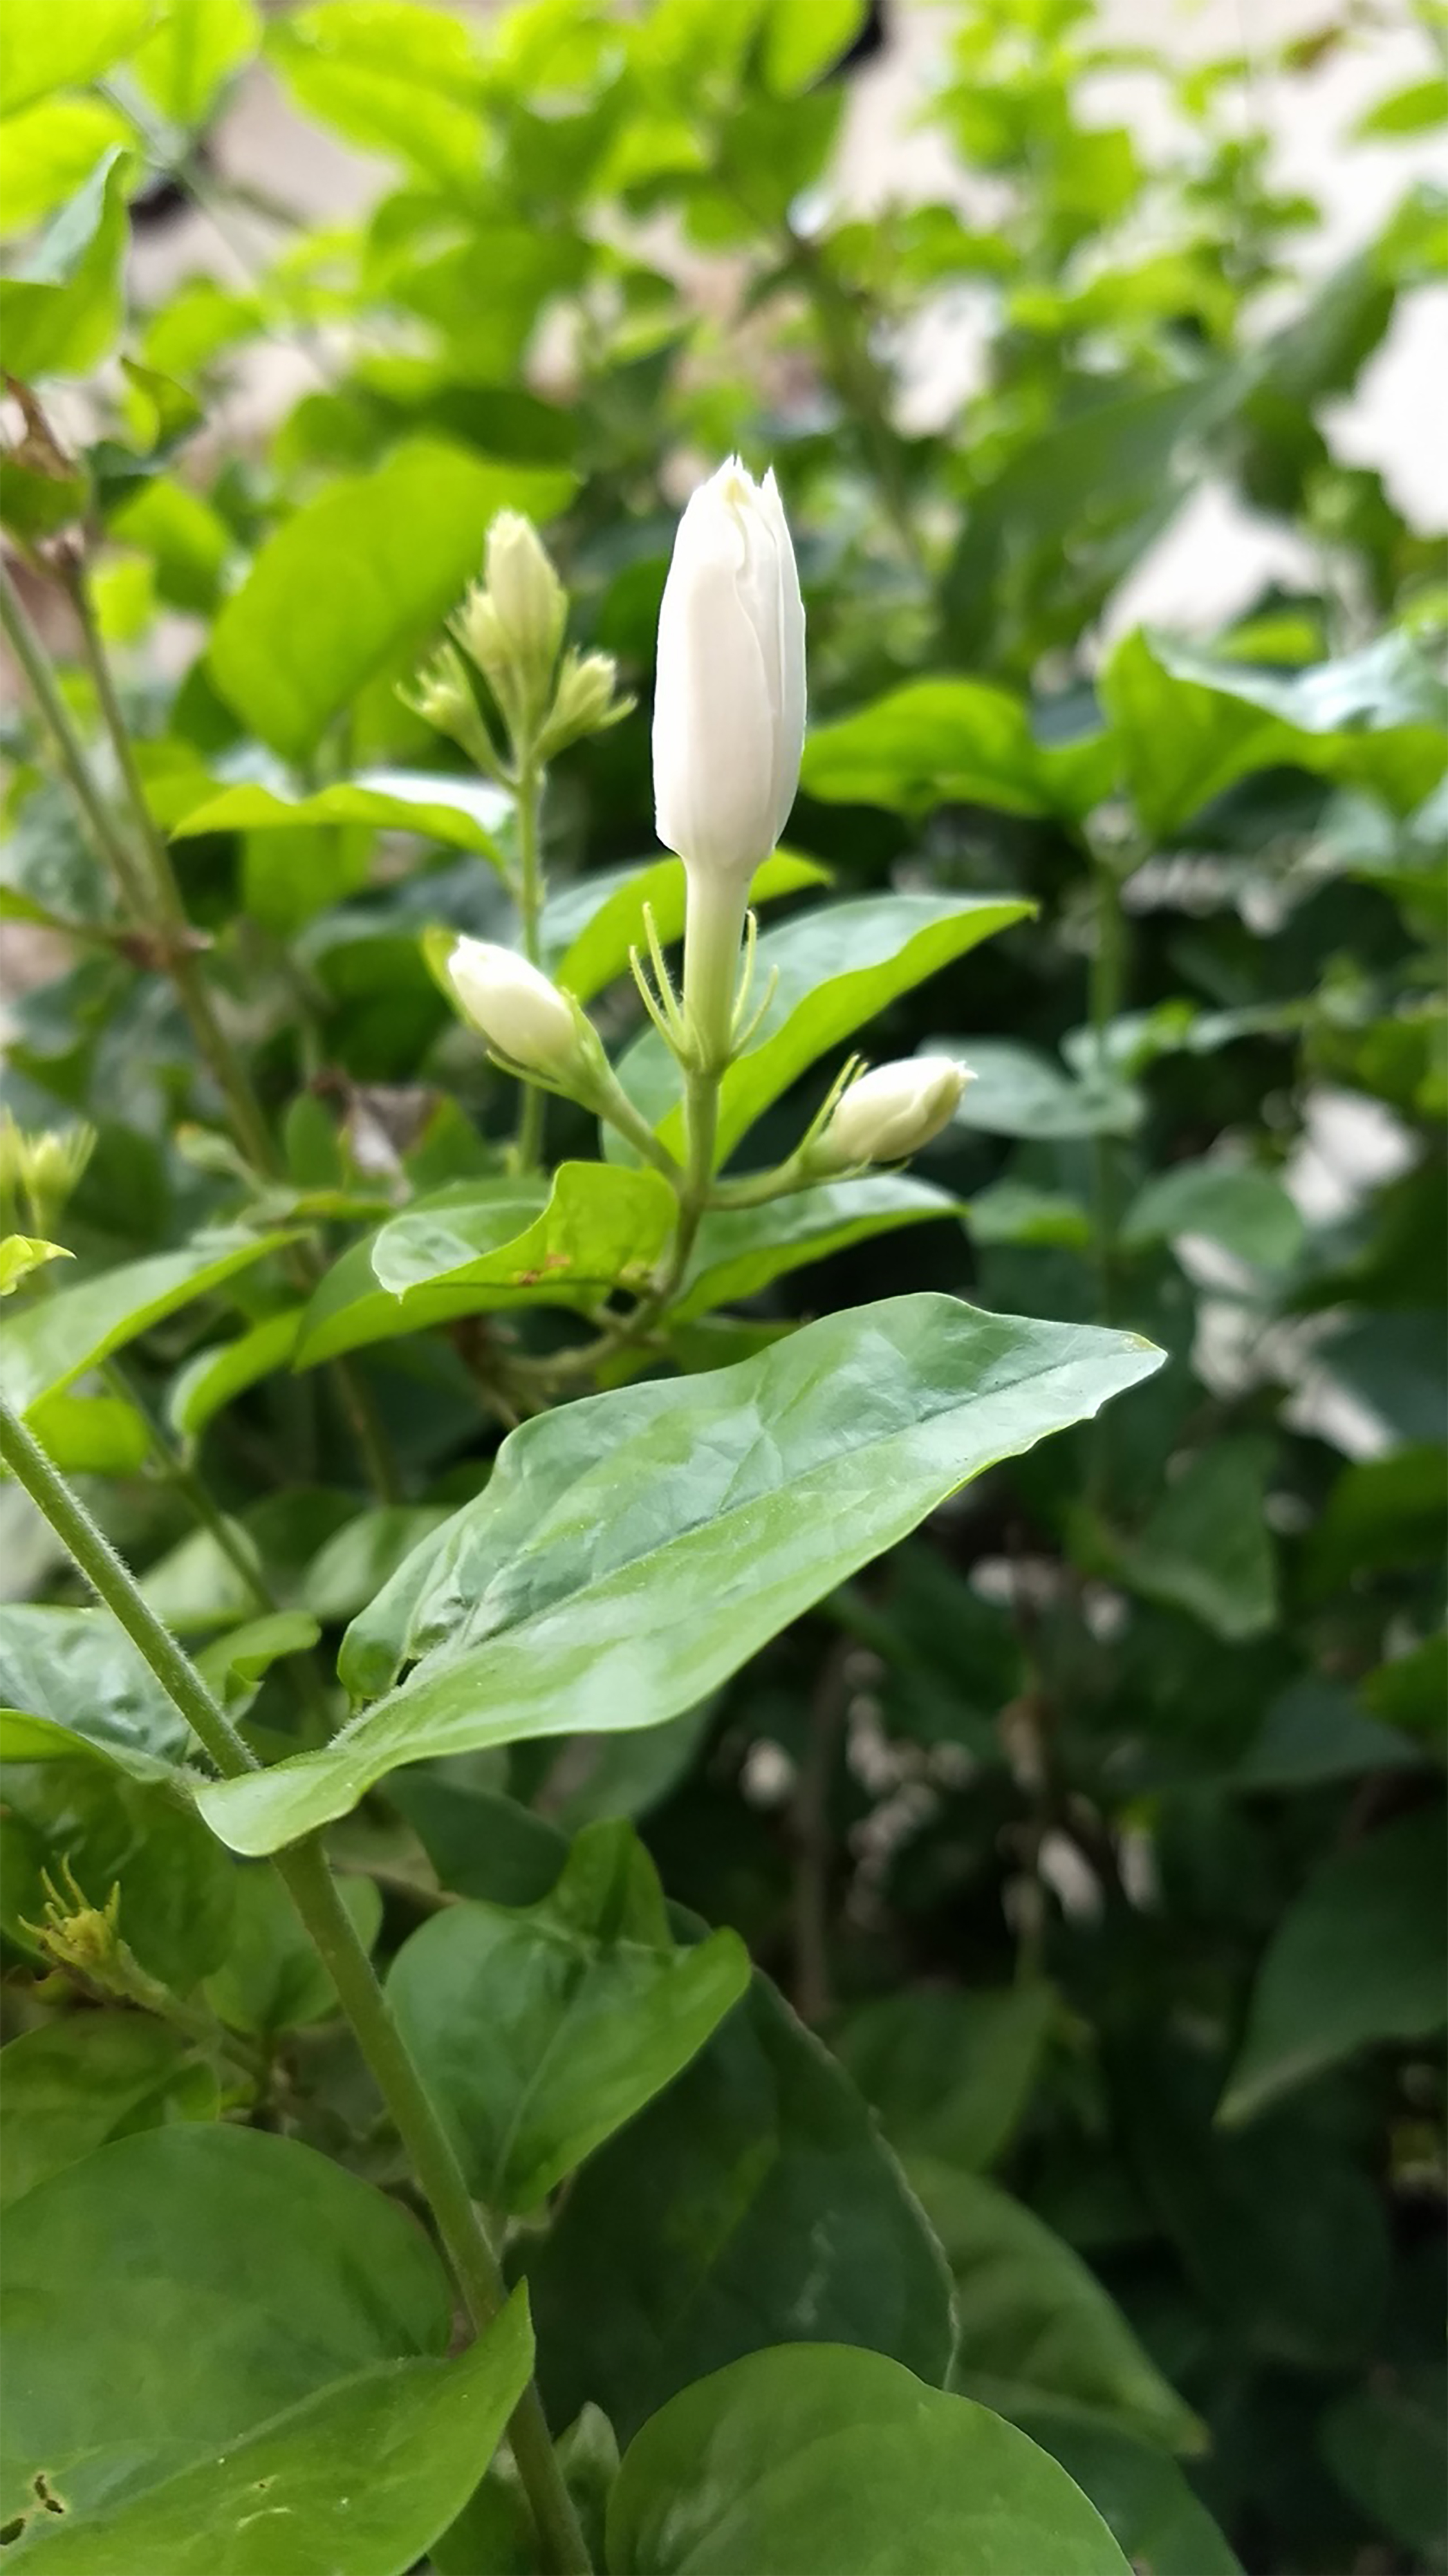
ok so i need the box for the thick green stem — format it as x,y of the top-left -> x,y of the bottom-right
0,1394 -> 591,2576
514,761 -> 546,1172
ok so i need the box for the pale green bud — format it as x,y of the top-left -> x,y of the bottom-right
452,514 -> 568,745
810,1056 -> 970,1171
402,642 -> 505,779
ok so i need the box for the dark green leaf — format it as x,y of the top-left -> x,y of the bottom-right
1321,2364 -> 1448,2558
833,1984 -> 1055,2172
204,1865 -> 382,2035
1122,1161 -> 1304,1270
1110,1439 -> 1277,1641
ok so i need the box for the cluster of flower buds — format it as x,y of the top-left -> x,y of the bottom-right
409,513 -> 630,779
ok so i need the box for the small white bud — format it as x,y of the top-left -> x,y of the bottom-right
447,938 -> 590,1085
813,1057 -> 970,1170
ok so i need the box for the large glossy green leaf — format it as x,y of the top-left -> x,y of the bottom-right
0,1603 -> 194,1777
20,2306 -> 534,2576
907,2158 -> 1202,2454
528,1974 -> 955,2447
388,1818 -> 748,2211
295,1164 -> 675,1367
0,2016 -> 207,2210
0,1227 -> 295,1416
606,2344 -> 1129,2575
170,770 -> 509,865
541,851 -> 829,1003
209,442 -> 574,760
1102,630 -> 1448,838
800,679 -> 1113,821
832,1984 -> 1055,2174
0,0 -> 154,115
670,1175 -> 959,1324
200,1295 -> 1160,1853
0,147 -> 132,380
1221,1809 -> 1447,2125
0,2123 -> 454,2523
614,895 -> 1032,1168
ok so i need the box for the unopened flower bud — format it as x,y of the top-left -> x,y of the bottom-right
536,649 -> 632,761
447,937 -> 600,1091
812,1057 -> 970,1171
403,642 -> 503,778
453,514 -> 567,744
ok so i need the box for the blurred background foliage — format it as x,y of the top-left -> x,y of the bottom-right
1,3 -> 1445,2570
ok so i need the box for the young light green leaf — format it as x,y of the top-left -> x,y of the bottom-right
1221,1809 -> 1447,2125
0,100 -> 130,241
0,1227 -> 297,1415
907,2158 -> 1203,2454
541,849 -> 829,1003
801,680 -> 1113,822
0,2017 -> 207,2210
615,895 -> 1032,1167
209,442 -> 575,760
0,1603 -> 195,1778
295,1165 -> 675,1368
0,0 -> 155,115
389,1818 -> 749,2211
130,0 -> 261,129
267,0 -> 488,189
170,770 -> 509,867
0,1233 -> 71,1295
607,2344 -> 1129,2575
670,1175 -> 960,1324
200,1295 -> 1160,1856
26,1388 -> 153,1476
0,147 -> 133,380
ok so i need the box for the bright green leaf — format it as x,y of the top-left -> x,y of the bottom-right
606,2344 -> 1129,2575
24,1388 -> 153,1475
209,442 -> 575,761
389,1818 -> 749,2211
295,1164 -> 676,1368
541,849 -> 829,1003
763,0 -> 868,93
131,0 -> 261,129
0,97 -> 130,238
0,0 -> 154,115
193,1610 -> 322,1711
0,1233 -> 70,1294
199,1295 -> 1160,1853
0,147 -> 132,380
171,770 -> 509,865
671,1175 -> 959,1324
800,681 -> 1112,821
267,0 -> 488,189
0,1227 -> 297,1416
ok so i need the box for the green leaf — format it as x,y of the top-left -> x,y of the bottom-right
1110,1438 -> 1277,1641
617,895 -> 1033,1169
0,147 -> 132,381
671,1175 -> 959,1325
1122,1159 -> 1304,1269
1363,1633 -> 1448,1744
1221,1809 -> 1447,2125
1,1759 -> 236,1988
131,0 -> 261,129
21,2309 -> 534,2575
299,1504 -> 454,1623
209,442 -> 575,761
800,681 -> 1112,821
833,1984 -> 1055,2173
944,1039 -> 1141,1140
171,770 -> 509,864
295,1165 -> 676,1368
1102,629 -> 1448,839
606,2344 -> 1129,2575
540,850 -> 828,1004
0,1233 -> 71,1294
0,2016 -> 207,2209
0,2123 -> 453,2521
0,1603 -> 194,1777
1355,75 -> 1448,138
200,1295 -> 1161,1853
167,1308 -> 305,1441
268,0 -> 488,189
1230,1678 -> 1422,1789
0,0 -> 154,115
1308,1445 -> 1448,1592
204,1865 -> 382,2035
906,2159 -> 1203,2454
762,0 -> 868,91
26,1388 -> 153,1475
1001,2406 -> 1245,2576
193,1610 -> 322,1711
0,1227 -> 297,1417
389,1818 -> 748,2211
1322,2365 -> 1448,2558
0,98 -> 130,239
528,1973 -> 955,2448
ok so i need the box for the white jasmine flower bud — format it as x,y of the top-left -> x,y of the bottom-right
813,1057 -> 970,1171
447,938 -> 592,1085
653,457 -> 805,884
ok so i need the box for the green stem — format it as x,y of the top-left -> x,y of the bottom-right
0,559 -> 154,921
0,1394 -> 591,2576
514,761 -> 546,1172
1087,851 -> 1127,1329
